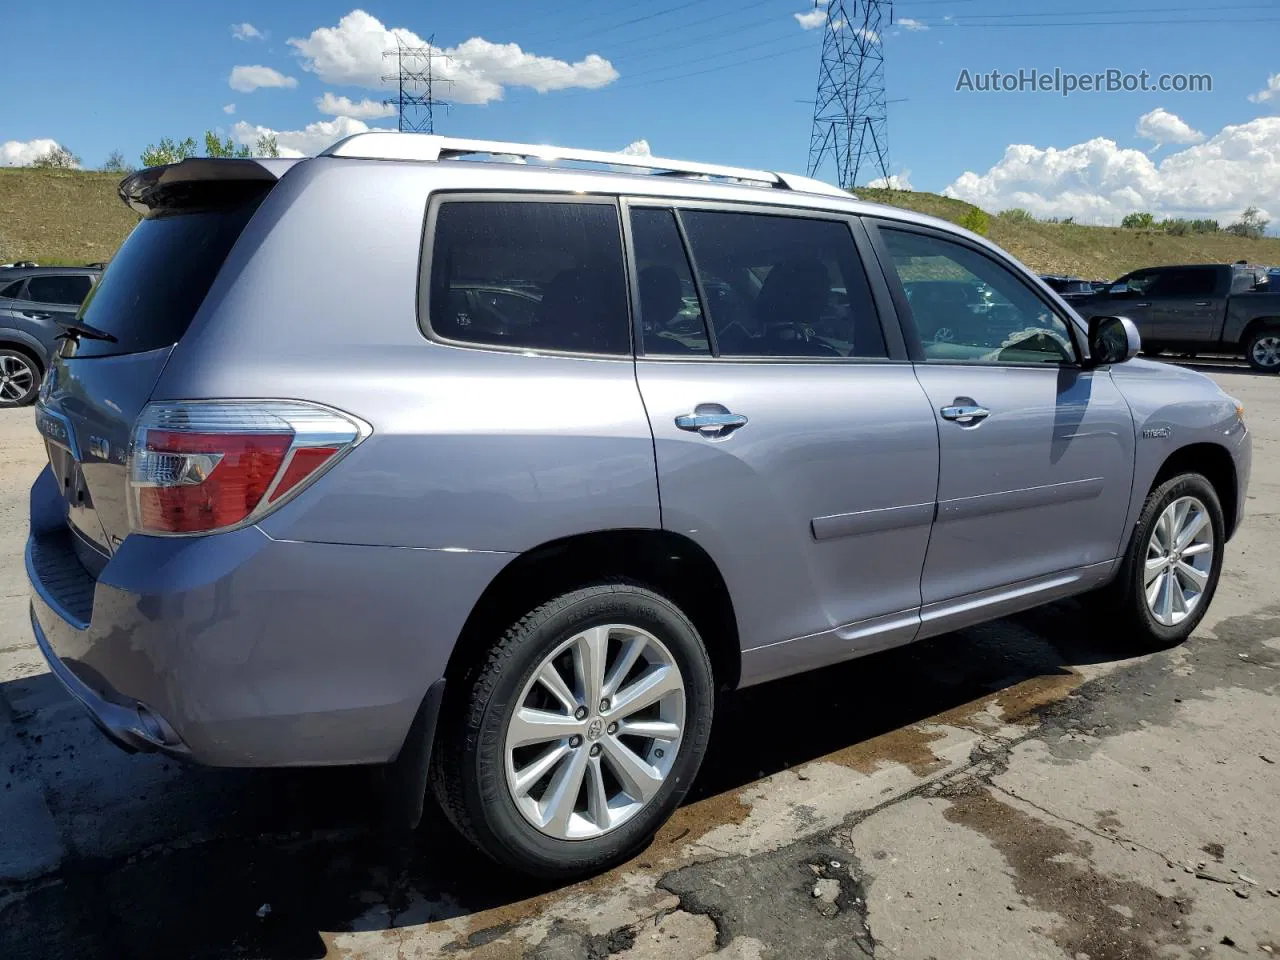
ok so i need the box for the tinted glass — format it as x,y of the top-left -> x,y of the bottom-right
428,201 -> 630,355
0,279 -> 24,300
630,208 -> 709,356
1148,268 -> 1216,298
26,274 -> 92,306
679,210 -> 886,359
75,196 -> 265,357
881,229 -> 1077,365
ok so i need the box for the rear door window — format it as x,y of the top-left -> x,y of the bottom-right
630,208 -> 710,356
426,200 -> 631,356
72,187 -> 268,357
0,279 -> 26,300
26,274 -> 93,306
677,209 -> 886,359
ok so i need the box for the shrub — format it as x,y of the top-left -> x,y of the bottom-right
1225,206 -> 1269,240
959,207 -> 991,236
30,145 -> 80,169
1121,212 -> 1155,229
998,208 -> 1036,224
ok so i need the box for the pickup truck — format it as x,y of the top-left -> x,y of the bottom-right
1073,262 -> 1280,372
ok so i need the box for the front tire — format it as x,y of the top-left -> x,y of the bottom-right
1245,326 -> 1280,373
431,582 -> 715,878
1096,473 -> 1225,649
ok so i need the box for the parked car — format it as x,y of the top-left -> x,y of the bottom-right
0,265 -> 101,406
1073,263 -> 1280,372
28,138 -> 1251,879
1039,274 -> 1098,300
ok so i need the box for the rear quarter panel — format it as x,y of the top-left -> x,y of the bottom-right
1223,291 -> 1280,347
1108,359 -> 1250,545
150,157 -> 661,553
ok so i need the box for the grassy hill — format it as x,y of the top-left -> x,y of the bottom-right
859,187 -> 1280,279
0,168 -> 138,265
3,167 -> 1278,279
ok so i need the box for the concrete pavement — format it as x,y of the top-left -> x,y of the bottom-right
1,362 -> 1277,959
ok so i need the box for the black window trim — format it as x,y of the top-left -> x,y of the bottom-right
862,216 -> 1087,369
25,272 -> 95,306
417,190 -> 635,361
621,195 -> 909,364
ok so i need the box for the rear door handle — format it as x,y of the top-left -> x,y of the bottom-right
675,410 -> 748,438
940,404 -> 990,425
21,311 -> 53,320
1193,301 -> 1211,307
1133,302 -> 1152,308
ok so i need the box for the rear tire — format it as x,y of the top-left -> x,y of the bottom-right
431,582 -> 715,879
1090,473 -> 1224,650
1245,326 -> 1280,373
0,348 -> 40,407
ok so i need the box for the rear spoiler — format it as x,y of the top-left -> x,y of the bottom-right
118,158 -> 300,217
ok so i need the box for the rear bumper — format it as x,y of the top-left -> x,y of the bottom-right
26,465 -> 511,767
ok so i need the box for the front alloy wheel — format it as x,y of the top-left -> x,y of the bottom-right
1143,496 -> 1214,627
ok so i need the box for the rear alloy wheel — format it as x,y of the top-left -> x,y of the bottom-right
1095,473 -> 1224,648
432,583 -> 714,878
0,350 -> 39,407
1246,328 -> 1280,373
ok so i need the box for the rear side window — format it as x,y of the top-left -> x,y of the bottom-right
1148,268 -> 1217,298
427,201 -> 630,356
630,208 -> 710,356
26,274 -> 93,306
678,210 -> 886,359
72,190 -> 267,358
0,279 -> 24,299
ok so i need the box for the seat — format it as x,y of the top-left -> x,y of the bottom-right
752,259 -> 839,357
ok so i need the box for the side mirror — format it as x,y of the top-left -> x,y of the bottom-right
1086,315 -> 1140,367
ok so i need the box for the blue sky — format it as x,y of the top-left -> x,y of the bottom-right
2,1 -> 1278,226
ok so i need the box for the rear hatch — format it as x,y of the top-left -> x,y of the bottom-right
34,158 -> 295,572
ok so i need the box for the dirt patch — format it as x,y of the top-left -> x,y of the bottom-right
1200,842 -> 1225,862
825,725 -> 947,777
943,788 -> 1190,960
932,670 -> 1084,730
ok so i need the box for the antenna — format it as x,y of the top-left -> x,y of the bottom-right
806,0 -> 893,191
382,34 -> 453,134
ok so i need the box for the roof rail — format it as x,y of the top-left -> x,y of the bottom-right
321,133 -> 852,199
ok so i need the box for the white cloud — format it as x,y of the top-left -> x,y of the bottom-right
867,170 -> 913,190
618,139 -> 651,156
1135,107 -> 1205,147
288,10 -> 618,105
232,116 -> 378,158
222,103 -> 236,114
794,9 -> 827,29
229,64 -> 298,93
231,22 -> 263,41
0,138 -> 65,167
897,17 -> 927,31
315,91 -> 396,119
943,115 -> 1280,227
1249,72 -> 1280,104
853,25 -> 881,44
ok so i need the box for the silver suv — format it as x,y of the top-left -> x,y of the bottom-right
27,135 -> 1251,878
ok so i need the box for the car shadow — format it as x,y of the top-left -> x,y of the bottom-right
0,601 -> 1153,960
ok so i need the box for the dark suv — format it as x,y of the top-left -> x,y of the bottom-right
0,266 -> 100,406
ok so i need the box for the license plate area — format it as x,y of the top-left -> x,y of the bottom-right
36,404 -> 113,558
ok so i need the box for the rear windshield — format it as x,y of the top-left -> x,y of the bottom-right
69,189 -> 267,358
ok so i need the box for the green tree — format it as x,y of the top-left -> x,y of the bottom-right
1121,212 -> 1155,230
204,130 -> 252,159
30,145 -> 80,169
140,136 -> 198,167
1225,206 -> 1269,240
958,207 -> 990,236
255,133 -> 280,158
100,150 -> 133,174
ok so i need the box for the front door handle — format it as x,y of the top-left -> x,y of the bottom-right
675,408 -> 748,438
1133,302 -> 1152,308
21,311 -> 53,320
1192,300 -> 1211,307
940,404 -> 990,425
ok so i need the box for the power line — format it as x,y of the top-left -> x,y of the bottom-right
937,15 -> 1280,27
808,0 -> 892,190
382,35 -> 452,134
904,1 -> 1278,21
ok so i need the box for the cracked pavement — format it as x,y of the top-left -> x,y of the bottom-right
2,360 -> 1278,959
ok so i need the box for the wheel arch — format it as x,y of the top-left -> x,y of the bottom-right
1239,315 -> 1280,348
443,528 -> 741,695
1152,442 -> 1239,539
0,331 -> 47,375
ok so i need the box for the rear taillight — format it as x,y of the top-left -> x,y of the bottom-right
127,401 -> 369,536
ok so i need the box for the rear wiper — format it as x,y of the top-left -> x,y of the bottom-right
55,318 -> 118,343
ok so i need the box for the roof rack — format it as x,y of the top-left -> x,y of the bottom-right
321,132 -> 852,199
